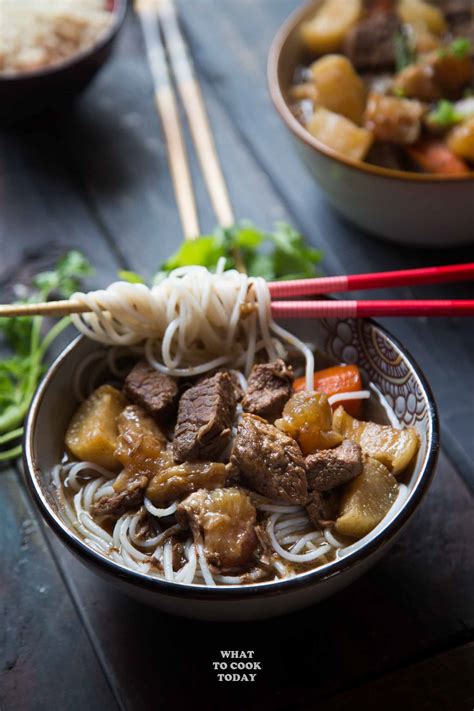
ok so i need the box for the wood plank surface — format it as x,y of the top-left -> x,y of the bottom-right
0,469 -> 118,711
43,450 -> 473,710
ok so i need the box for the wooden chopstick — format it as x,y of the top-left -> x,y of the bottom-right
268,263 -> 474,298
2,297 -> 474,319
135,0 -> 200,239
157,0 -> 234,227
271,300 -> 474,318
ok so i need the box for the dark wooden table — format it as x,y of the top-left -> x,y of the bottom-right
1,3 -> 473,710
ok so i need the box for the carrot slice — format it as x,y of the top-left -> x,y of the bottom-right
294,364 -> 363,416
407,140 -> 469,175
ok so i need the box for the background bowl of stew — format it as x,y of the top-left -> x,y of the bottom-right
0,0 -> 127,123
23,316 -> 439,621
268,0 -> 474,247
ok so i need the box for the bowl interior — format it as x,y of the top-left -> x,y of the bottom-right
268,0 -> 474,182
24,316 -> 438,597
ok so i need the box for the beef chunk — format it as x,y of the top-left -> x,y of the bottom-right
173,371 -> 237,462
124,360 -> 179,423
306,490 -> 340,528
177,487 -> 258,569
91,474 -> 148,519
242,359 -> 294,421
231,413 -> 308,504
343,11 -> 401,71
306,439 -> 363,492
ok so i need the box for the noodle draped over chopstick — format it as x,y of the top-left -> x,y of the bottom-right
71,265 -> 315,386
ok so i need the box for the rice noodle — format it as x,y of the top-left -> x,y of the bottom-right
48,269 -> 412,586
328,390 -> 371,407
71,267 -> 313,387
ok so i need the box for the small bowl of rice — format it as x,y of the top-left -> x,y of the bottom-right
0,0 -> 127,121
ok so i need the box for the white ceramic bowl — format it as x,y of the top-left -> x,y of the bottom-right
24,317 -> 439,620
268,0 -> 474,247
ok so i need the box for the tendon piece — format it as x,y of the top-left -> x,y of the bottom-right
124,360 -> 179,423
336,457 -> 398,537
146,461 -> 227,505
275,391 -> 342,455
242,359 -> 294,421
307,490 -> 340,528
333,406 -> 419,475
231,414 -> 308,504
177,488 -> 258,569
114,405 -> 167,478
306,439 -> 363,491
91,405 -> 168,518
65,384 -> 127,471
364,93 -> 424,145
173,371 -> 237,462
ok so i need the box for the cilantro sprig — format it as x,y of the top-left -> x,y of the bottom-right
0,251 -> 93,462
438,36 -> 471,59
153,221 -> 322,283
427,99 -> 463,128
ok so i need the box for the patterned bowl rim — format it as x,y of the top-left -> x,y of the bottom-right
24,320 -> 439,602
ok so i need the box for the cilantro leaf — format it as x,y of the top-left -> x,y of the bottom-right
118,270 -> 146,284
0,250 -> 92,463
157,220 -> 322,282
428,99 -> 463,127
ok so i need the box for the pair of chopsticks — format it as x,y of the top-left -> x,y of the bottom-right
1,263 -> 473,318
135,0 -> 233,239
269,262 -> 474,318
0,2 -> 473,320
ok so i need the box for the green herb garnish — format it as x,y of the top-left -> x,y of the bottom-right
155,221 -> 322,283
118,270 -> 146,284
450,36 -> 471,58
428,99 -> 463,127
438,36 -> 471,59
0,251 -> 93,463
394,30 -> 415,72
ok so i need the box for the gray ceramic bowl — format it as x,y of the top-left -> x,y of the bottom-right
268,0 -> 474,247
0,0 -> 127,123
24,317 -> 439,621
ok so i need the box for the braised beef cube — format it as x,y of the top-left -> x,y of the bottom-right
228,370 -> 245,402
306,439 -> 363,492
177,487 -> 258,569
173,371 -> 237,462
242,359 -> 294,421
343,11 -> 401,71
231,413 -> 308,504
124,360 -> 179,423
306,490 -> 340,528
91,474 -> 148,519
